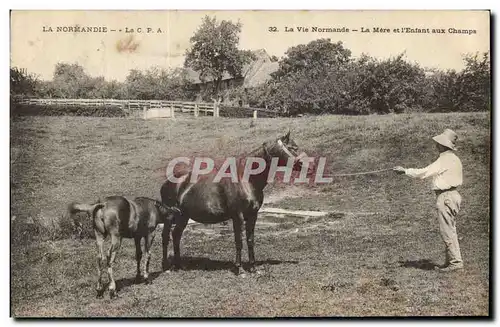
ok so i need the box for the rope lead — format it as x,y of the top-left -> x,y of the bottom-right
322,167 -> 394,178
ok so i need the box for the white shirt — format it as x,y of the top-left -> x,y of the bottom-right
404,150 -> 463,191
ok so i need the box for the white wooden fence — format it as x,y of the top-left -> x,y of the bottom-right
14,98 -> 219,118
13,98 -> 281,119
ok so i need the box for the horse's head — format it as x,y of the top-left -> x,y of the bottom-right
159,204 -> 182,224
265,130 -> 309,171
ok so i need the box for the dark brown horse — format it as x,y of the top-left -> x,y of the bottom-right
68,196 -> 180,298
160,131 -> 307,275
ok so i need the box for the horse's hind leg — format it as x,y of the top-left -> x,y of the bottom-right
134,236 -> 143,283
107,234 -> 122,299
232,212 -> 245,276
172,216 -> 189,270
95,231 -> 106,298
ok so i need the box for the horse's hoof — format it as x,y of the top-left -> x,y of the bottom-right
96,292 -> 104,299
134,275 -> 143,284
233,266 -> 244,276
239,273 -> 247,278
248,266 -> 257,273
144,277 -> 151,285
109,290 -> 117,299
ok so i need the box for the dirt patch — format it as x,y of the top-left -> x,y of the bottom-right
263,186 -> 316,205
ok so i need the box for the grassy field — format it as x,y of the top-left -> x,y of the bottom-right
10,113 -> 490,317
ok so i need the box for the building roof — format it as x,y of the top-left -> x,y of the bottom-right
243,61 -> 279,88
185,49 -> 278,87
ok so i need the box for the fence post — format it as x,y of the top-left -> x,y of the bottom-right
214,103 -> 219,117
194,103 -> 199,118
143,106 -> 147,119
253,110 -> 258,120
170,103 -> 175,118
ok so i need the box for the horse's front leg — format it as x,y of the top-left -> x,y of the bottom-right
162,220 -> 172,271
172,215 -> 189,270
232,212 -> 245,276
245,211 -> 258,273
143,231 -> 155,283
134,236 -> 143,283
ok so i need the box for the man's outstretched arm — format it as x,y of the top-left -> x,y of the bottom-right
393,158 -> 446,179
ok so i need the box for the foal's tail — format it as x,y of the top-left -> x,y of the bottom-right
67,202 -> 105,219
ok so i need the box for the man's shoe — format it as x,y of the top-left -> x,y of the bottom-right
434,263 -> 448,270
437,264 -> 464,272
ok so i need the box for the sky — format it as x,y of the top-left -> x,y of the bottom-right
10,10 -> 490,82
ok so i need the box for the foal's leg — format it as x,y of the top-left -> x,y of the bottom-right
134,236 -> 143,283
107,234 -> 122,299
162,220 -> 173,271
245,212 -> 258,273
95,231 -> 106,298
172,216 -> 189,270
143,231 -> 156,283
232,212 -> 245,276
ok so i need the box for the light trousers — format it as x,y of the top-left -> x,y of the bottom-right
435,189 -> 463,266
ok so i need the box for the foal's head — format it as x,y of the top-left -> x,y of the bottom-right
157,204 -> 181,224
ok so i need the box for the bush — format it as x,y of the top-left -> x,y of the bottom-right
251,39 -> 490,115
219,105 -> 254,118
11,212 -> 84,245
344,54 -> 426,114
11,103 -> 127,117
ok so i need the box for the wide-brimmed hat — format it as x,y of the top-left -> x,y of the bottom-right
432,129 -> 458,151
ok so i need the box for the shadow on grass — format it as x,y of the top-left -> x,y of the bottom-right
399,259 -> 437,271
166,256 -> 299,273
116,271 -> 163,291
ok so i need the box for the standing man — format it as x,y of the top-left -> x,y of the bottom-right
393,129 -> 464,272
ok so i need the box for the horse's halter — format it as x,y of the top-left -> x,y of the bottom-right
277,139 -> 298,159
261,139 -> 298,163
248,138 -> 298,162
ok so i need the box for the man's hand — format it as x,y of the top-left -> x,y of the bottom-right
393,166 -> 406,174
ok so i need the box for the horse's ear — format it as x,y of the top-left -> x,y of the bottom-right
282,130 -> 291,142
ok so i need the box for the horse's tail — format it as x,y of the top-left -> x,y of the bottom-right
67,202 -> 105,219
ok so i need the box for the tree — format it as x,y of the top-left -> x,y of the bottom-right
124,67 -> 195,100
421,69 -> 461,112
10,67 -> 39,97
265,39 -> 353,115
184,15 -> 255,97
35,80 -> 58,98
457,52 -> 490,111
271,39 -> 352,80
346,53 -> 426,114
420,52 -> 490,112
102,80 -> 127,99
51,63 -> 91,98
